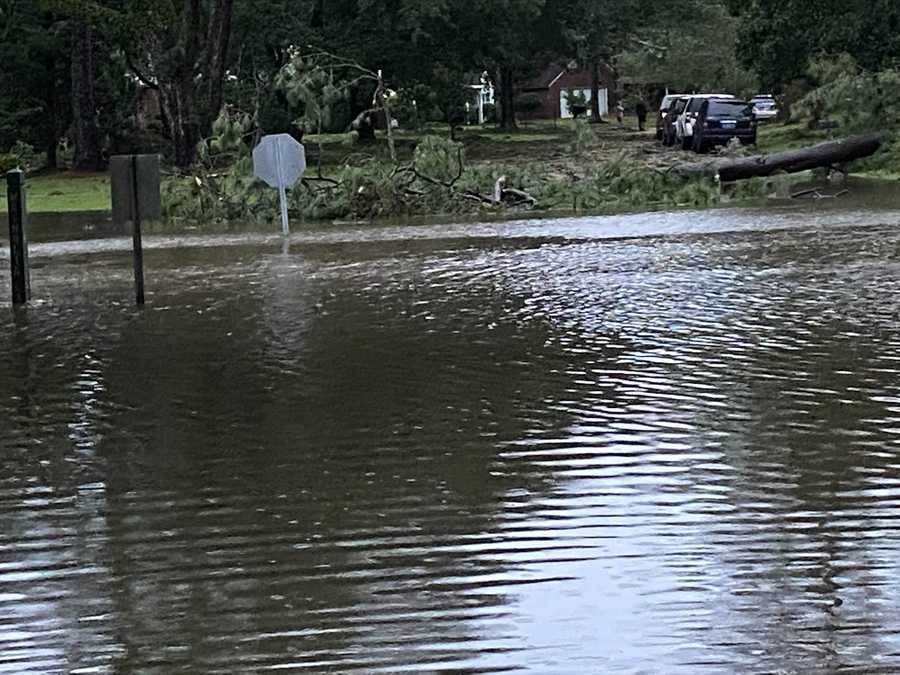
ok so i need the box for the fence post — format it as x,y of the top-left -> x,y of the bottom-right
6,169 -> 30,305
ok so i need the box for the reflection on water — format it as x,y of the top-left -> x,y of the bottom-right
2,206 -> 900,673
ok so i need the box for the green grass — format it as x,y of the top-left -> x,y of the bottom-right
756,122 -> 900,180
857,169 -> 900,180
0,172 -> 111,213
756,122 -> 830,153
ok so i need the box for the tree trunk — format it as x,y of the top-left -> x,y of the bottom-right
203,0 -> 234,131
673,134 -> 884,182
497,66 -> 517,131
159,80 -> 200,169
149,0 -> 234,169
71,21 -> 102,171
45,61 -> 60,170
589,61 -> 601,122
46,138 -> 58,170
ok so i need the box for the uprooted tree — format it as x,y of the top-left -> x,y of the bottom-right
672,134 -> 884,182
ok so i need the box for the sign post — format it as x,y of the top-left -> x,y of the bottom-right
253,134 -> 306,236
6,169 -> 30,305
110,154 -> 160,305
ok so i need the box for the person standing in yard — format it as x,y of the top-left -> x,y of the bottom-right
616,101 -> 625,125
636,100 -> 648,131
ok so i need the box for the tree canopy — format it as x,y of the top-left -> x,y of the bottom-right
734,0 -> 900,90
2,0 -> 893,170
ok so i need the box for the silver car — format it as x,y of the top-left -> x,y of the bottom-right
751,96 -> 778,120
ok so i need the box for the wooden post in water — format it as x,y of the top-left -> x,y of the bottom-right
130,155 -> 145,305
6,169 -> 30,305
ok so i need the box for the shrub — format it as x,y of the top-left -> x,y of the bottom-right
414,135 -> 464,183
394,84 -> 437,129
564,89 -> 588,109
570,119 -> 594,158
10,141 -> 41,173
794,54 -> 900,134
0,153 -> 19,173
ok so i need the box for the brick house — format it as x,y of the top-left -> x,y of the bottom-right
520,63 -> 619,119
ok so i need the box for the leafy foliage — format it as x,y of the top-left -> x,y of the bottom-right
786,55 -> 900,173
0,153 -> 18,173
794,55 -> 900,134
413,136 -> 464,183
276,52 -> 362,136
734,0 -> 900,92
618,3 -> 757,95
0,2 -> 69,161
569,118 -> 593,158
164,117 -> 746,227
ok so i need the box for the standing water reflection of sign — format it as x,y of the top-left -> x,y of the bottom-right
253,134 -> 306,235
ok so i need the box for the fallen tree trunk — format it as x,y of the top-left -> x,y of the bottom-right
673,133 -> 883,182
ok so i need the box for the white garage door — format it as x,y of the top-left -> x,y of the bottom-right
560,88 -> 608,118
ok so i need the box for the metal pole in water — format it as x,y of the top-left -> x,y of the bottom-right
279,183 -> 289,236
275,142 -> 290,236
6,169 -> 30,305
130,155 -> 145,305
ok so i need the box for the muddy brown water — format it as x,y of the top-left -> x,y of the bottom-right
2,196 -> 900,673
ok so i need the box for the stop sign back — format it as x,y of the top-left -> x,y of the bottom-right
252,134 -> 306,235
253,134 -> 306,188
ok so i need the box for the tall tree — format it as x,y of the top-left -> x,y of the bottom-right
456,0 -> 548,131
48,0 -> 237,168
733,0 -> 900,91
70,20 -> 102,170
559,0 -> 636,121
617,2 -> 758,96
144,0 -> 236,167
0,1 -> 70,166
559,0 -> 718,119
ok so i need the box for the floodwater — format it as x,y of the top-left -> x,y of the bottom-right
2,196 -> 900,673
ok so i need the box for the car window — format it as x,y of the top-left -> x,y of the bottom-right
687,98 -> 704,113
659,96 -> 675,110
674,99 -> 687,113
708,100 -> 754,116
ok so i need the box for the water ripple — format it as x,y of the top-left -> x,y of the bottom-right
2,208 -> 900,672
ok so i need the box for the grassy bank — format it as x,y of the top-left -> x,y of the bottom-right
0,171 -> 110,213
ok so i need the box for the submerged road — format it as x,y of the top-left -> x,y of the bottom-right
2,198 -> 900,672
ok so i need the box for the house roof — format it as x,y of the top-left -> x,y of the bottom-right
523,62 -> 616,91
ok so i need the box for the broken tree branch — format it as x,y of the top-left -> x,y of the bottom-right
671,133 -> 883,182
